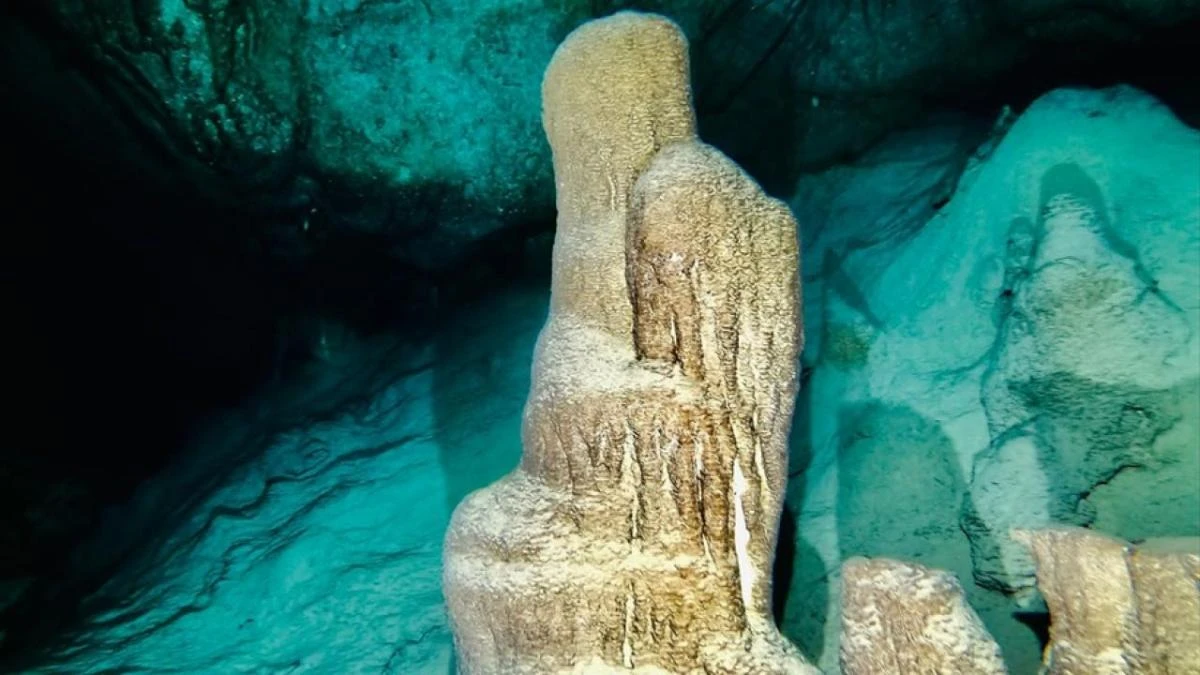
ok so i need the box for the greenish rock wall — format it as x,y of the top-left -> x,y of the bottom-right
787,85 -> 1199,673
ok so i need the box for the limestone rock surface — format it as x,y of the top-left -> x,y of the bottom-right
783,85 -> 1200,673
442,12 -> 816,675
1015,527 -> 1200,675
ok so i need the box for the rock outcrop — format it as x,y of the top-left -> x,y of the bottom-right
4,3 -> 1198,672
13,76 -> 1198,675
9,0 -> 1198,266
442,11 -> 816,674
784,84 -> 1200,673
1014,527 -> 1200,675
839,529 -> 1200,675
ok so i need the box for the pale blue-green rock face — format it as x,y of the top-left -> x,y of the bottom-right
300,1 -> 560,248
785,85 -> 1200,674
24,86 -> 1198,674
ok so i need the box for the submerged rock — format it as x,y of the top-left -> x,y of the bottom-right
839,530 -> 1200,675
839,557 -> 1007,675
11,0 -> 1199,267
6,72 -> 1196,675
6,289 -> 544,673
1013,527 -> 1200,674
787,84 -> 1199,673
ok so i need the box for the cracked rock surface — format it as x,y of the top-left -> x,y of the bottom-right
784,84 -> 1199,673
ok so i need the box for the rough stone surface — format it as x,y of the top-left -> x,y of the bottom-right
16,0 -> 1199,265
839,557 -> 1008,675
1125,538 -> 1200,674
783,84 -> 1200,674
0,286 -> 548,672
1014,527 -> 1200,675
442,12 -> 816,674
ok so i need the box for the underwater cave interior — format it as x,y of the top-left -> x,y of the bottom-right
1,1 -> 1198,673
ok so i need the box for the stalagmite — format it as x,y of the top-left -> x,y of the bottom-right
1014,527 -> 1200,674
442,10 -> 816,675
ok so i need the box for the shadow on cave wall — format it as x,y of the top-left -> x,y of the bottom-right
769,360 -> 828,663
774,500 -> 831,665
835,400 -> 972,571
777,397 -> 995,668
0,143 -> 444,674
957,157 -> 1200,608
834,402 -> 1047,673
429,232 -> 552,675
0,10 -> 562,666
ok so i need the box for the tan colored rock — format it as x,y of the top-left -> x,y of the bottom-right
1013,527 -> 1136,674
1125,538 -> 1200,674
839,557 -> 1008,675
1013,527 -> 1200,675
442,11 -> 815,675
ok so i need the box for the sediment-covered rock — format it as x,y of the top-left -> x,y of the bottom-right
785,84 -> 1200,673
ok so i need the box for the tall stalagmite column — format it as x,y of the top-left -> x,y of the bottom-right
442,10 -> 815,675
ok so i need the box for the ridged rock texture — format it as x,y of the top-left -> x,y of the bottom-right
442,11 -> 816,675
1014,527 -> 1200,675
839,557 -> 1008,675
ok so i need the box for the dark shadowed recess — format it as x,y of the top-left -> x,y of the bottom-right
0,7 -> 552,667
692,7 -> 1200,197
937,16 -> 1200,125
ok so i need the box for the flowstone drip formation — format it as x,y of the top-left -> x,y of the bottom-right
442,10 -> 815,675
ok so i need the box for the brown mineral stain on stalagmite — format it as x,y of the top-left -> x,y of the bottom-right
442,10 -> 816,675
